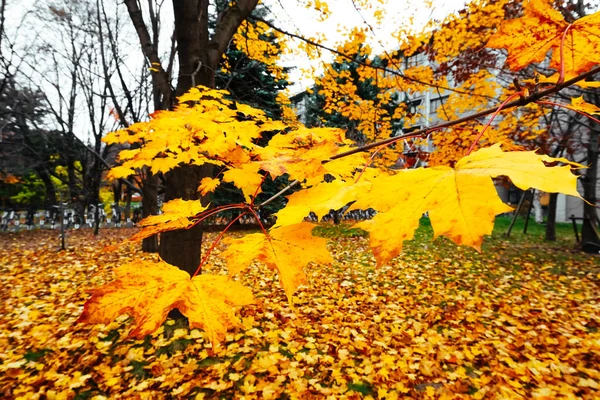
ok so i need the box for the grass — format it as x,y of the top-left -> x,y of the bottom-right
314,214 -> 595,267
315,215 -> 576,241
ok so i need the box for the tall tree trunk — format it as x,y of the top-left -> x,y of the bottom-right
158,0 -> 212,275
159,165 -> 212,275
142,171 -> 159,253
125,0 -> 258,274
545,193 -> 558,241
124,188 -> 132,221
66,154 -> 79,201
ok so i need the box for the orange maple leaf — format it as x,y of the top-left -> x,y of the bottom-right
487,0 -> 600,76
353,144 -> 582,266
77,259 -> 254,343
221,222 -> 333,303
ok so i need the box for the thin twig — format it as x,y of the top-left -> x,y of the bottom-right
257,180 -> 299,208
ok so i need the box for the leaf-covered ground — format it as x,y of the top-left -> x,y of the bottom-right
0,220 -> 598,399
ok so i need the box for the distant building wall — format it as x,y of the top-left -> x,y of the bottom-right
556,167 -> 599,223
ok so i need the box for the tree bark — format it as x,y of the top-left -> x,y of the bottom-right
142,171 -> 159,253
124,188 -> 132,221
581,122 -> 599,245
156,0 -> 258,275
123,0 -> 173,109
545,193 -> 558,241
34,165 -> 57,206
159,164 -> 212,275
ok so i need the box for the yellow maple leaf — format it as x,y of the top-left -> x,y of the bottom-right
524,72 -> 600,88
150,156 -> 182,174
221,222 -> 333,303
106,165 -> 136,180
103,129 -> 140,145
570,96 -> 600,115
197,177 -> 221,196
273,180 -> 369,227
77,259 -> 254,343
222,162 -> 263,202
128,199 -> 208,243
355,144 -> 582,266
487,0 -> 600,76
258,127 -> 355,185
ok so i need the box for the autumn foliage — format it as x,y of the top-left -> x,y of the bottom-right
74,0 -> 600,347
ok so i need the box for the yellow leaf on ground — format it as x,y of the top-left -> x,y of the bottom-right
77,259 -> 254,343
222,222 -> 333,303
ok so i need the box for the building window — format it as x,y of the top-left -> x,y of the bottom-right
406,98 -> 423,116
430,96 -> 449,116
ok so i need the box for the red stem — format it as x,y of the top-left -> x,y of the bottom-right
537,100 -> 600,125
558,24 -> 573,84
250,173 -> 268,206
467,91 -> 524,155
191,211 -> 248,278
194,204 -> 246,225
245,207 -> 269,236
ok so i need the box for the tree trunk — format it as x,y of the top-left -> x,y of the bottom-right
545,193 -> 558,241
124,189 -> 132,221
159,165 -> 212,276
66,154 -> 80,202
533,190 -> 544,223
125,0 -> 259,273
142,171 -> 159,253
158,0 -> 213,275
581,123 -> 599,245
35,165 -> 57,206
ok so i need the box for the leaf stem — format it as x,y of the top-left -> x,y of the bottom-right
466,91 -> 524,155
536,100 -> 600,125
192,211 -> 247,278
558,24 -> 573,84
245,207 -> 269,236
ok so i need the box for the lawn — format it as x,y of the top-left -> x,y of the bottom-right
0,218 -> 598,399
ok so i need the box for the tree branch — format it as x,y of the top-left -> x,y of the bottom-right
123,0 -> 172,108
326,65 -> 600,162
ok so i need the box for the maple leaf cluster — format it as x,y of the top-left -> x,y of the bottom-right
79,0 -> 599,344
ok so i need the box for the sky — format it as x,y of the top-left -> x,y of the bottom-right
264,0 -> 469,93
